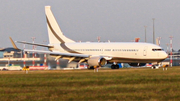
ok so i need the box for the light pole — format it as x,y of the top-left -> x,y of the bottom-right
97,36 -> 100,42
158,37 -> 161,46
152,18 -> 155,44
23,43 -> 26,67
31,37 -> 36,66
144,26 -> 147,42
169,36 -> 173,67
43,40 -> 47,67
166,43 -> 169,54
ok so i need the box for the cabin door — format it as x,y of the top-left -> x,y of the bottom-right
143,46 -> 148,56
101,48 -> 104,55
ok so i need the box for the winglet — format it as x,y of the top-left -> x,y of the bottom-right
9,37 -> 20,50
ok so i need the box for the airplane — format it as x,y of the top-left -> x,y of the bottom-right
15,6 -> 168,69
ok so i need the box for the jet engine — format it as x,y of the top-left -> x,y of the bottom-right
87,56 -> 107,67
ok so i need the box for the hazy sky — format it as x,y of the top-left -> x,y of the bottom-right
0,0 -> 180,50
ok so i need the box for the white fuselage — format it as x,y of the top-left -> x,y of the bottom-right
50,42 -> 168,63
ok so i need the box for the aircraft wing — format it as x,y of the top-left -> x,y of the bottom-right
24,49 -> 90,58
17,41 -> 54,48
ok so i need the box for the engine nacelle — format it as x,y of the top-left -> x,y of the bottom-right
87,56 -> 107,67
128,63 -> 146,67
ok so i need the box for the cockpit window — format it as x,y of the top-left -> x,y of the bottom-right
152,49 -> 164,51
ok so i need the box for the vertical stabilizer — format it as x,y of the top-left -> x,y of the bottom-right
45,6 -> 75,44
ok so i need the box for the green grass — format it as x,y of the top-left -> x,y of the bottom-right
0,67 -> 180,101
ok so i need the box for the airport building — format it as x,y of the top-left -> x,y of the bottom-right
0,48 -> 71,70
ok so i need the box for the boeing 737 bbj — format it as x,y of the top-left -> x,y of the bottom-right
16,6 -> 168,69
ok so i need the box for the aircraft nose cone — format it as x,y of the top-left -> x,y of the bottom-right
162,52 -> 168,59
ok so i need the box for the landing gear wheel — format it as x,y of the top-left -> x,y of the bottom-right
111,64 -> 119,69
151,65 -> 156,69
115,65 -> 119,69
88,66 -> 95,69
111,65 -> 115,69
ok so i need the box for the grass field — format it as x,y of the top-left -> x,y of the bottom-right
0,67 -> 180,101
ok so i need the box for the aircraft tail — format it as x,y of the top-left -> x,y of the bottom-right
45,6 -> 75,44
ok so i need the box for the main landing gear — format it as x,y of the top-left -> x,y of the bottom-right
111,64 -> 119,69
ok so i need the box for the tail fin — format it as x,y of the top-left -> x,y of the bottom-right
45,6 -> 75,44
